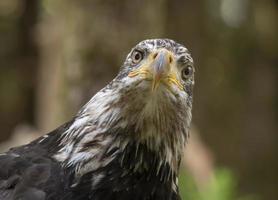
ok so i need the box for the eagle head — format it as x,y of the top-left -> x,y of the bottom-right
114,39 -> 194,154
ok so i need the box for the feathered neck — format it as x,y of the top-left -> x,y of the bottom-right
50,77 -> 191,187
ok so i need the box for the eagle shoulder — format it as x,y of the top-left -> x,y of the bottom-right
0,144 -> 68,200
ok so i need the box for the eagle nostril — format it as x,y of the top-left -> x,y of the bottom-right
153,52 -> 158,59
169,56 -> 173,64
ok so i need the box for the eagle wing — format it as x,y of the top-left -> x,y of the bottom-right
0,148 -> 67,200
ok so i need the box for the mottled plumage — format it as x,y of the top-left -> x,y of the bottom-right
0,39 -> 194,200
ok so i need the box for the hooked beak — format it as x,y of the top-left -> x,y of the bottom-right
151,49 -> 172,91
128,48 -> 183,91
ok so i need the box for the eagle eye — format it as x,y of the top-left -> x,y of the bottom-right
131,50 -> 144,64
181,65 -> 193,80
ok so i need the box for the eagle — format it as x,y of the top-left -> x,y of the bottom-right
0,39 -> 194,200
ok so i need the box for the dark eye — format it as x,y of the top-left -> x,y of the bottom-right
181,66 -> 193,80
131,50 -> 144,64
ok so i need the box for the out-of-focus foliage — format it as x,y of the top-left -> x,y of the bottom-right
179,169 -> 258,200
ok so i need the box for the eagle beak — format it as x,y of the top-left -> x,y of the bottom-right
151,49 -> 172,91
128,48 -> 183,91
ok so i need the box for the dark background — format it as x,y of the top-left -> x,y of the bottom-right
0,0 -> 277,199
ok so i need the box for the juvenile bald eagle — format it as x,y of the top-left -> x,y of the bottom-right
0,39 -> 194,200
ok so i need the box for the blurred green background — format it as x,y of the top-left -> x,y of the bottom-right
0,0 -> 277,199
